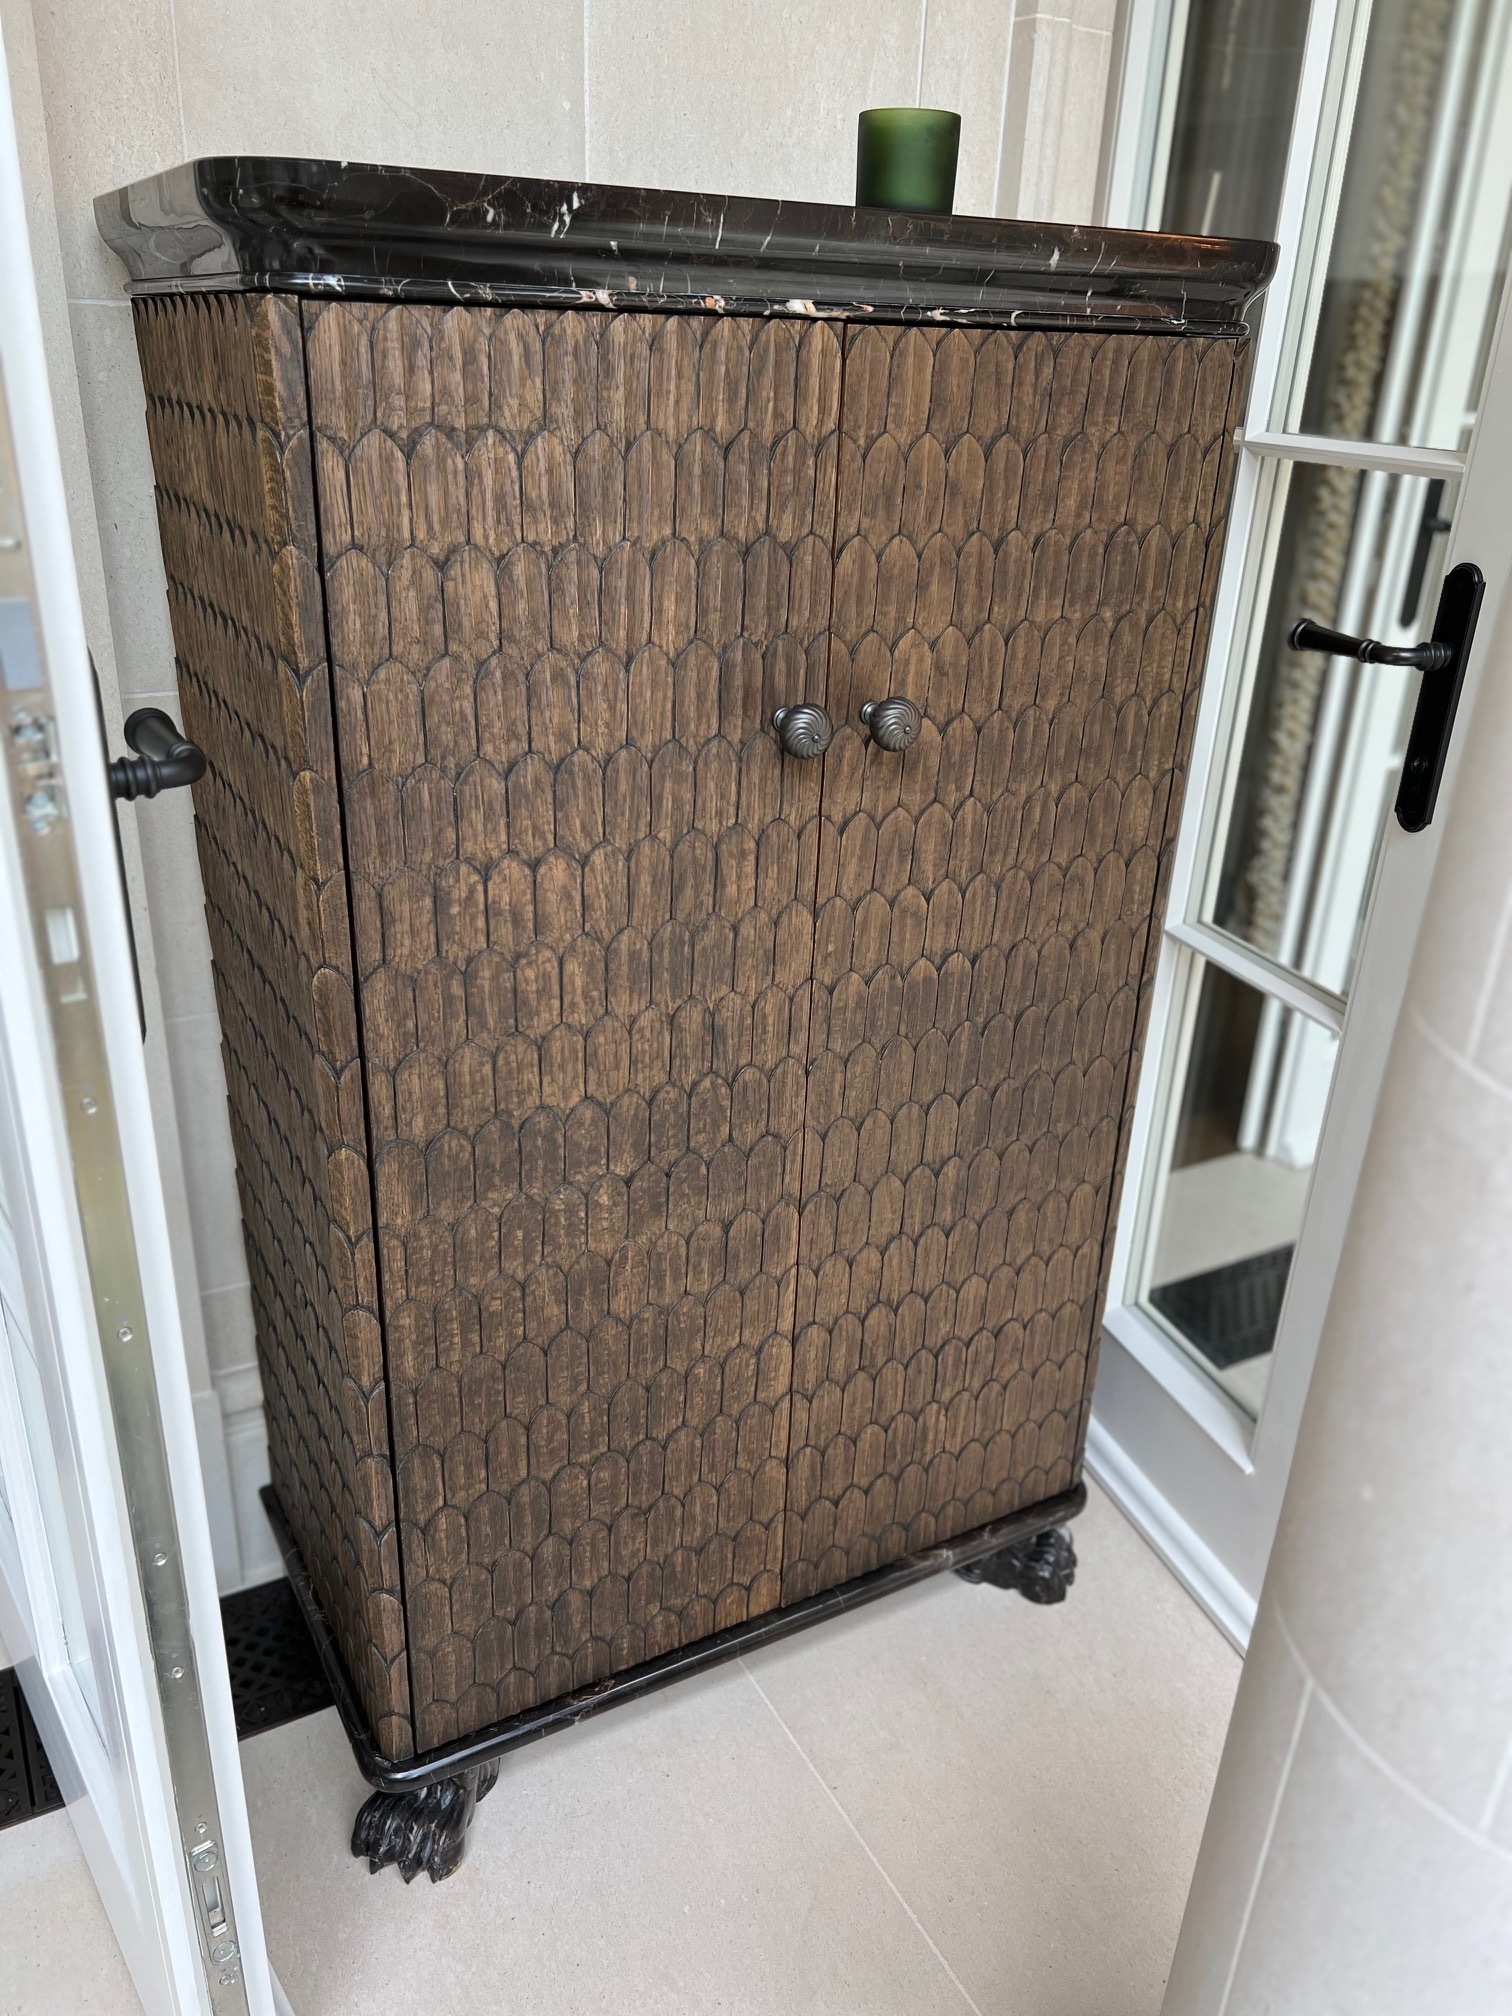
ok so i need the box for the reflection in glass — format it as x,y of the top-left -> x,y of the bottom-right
1160,0 -> 1311,241
1300,0 -> 1512,449
1209,464 -> 1456,995
0,1121 -> 105,1734
1142,959 -> 1336,1419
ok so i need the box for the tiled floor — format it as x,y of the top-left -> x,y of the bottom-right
0,1483 -> 1240,2015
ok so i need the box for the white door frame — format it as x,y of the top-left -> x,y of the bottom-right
0,31 -> 275,2015
1091,0 -> 1512,1642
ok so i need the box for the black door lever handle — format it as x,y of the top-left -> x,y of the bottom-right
1287,618 -> 1454,673
109,707 -> 207,802
1289,563 -> 1484,833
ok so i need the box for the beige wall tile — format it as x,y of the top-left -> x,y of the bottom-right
214,1356 -> 281,1581
917,0 -> 1013,216
64,304 -> 176,699
1489,1747 -> 1512,1852
586,0 -> 922,204
1,0 -> 128,710
200,1283 -> 259,1383
28,0 -> 183,302
998,12 -> 1064,217
163,1010 -> 248,1297
1224,1699 -> 1512,2016
1051,25 -> 1111,220
132,772 -> 218,1024
998,13 -> 1110,222
1410,595 -> 1512,1062
1070,0 -> 1117,33
1266,1017 -> 1512,1831
223,1410 -> 280,1584
173,0 -> 585,178
1162,1611 -> 1310,2016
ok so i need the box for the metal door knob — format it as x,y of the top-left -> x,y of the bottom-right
771,703 -> 833,758
859,695 -> 922,752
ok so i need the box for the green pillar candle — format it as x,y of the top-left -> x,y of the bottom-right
856,107 -> 962,213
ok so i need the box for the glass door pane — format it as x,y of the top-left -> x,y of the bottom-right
1160,0 -> 1312,240
1140,957 -> 1337,1419
1205,462 -> 1456,995
0,1105 -> 105,1735
1296,0 -> 1512,447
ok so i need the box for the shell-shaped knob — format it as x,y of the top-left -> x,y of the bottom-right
860,696 -> 922,753
771,703 -> 834,759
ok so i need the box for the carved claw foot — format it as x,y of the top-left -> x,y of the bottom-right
956,1526 -> 1077,1603
352,1759 -> 499,1882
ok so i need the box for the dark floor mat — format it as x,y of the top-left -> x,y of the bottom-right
1149,1243 -> 1294,1369
0,1663 -> 64,1831
220,1576 -> 334,1738
0,1575 -> 332,1832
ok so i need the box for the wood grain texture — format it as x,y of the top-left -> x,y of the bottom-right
135,292 -> 1249,1759
133,294 -> 413,1756
301,302 -> 840,1747
781,325 -> 1248,1600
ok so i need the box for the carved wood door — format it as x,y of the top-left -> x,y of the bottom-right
301,300 -> 1247,1744
303,302 -> 840,1745
781,324 -> 1247,1600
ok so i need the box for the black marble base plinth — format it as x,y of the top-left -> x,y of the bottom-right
262,1481 -> 1087,1808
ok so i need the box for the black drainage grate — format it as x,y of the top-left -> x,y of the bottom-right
0,1576 -> 333,1833
220,1577 -> 334,1739
0,1664 -> 64,1832
1149,1243 -> 1294,1370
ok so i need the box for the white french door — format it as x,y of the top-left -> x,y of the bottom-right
1094,0 -> 1512,1641
0,35 -> 276,2016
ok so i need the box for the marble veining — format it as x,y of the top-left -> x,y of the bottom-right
262,1482 -> 1088,1791
96,157 -> 1276,334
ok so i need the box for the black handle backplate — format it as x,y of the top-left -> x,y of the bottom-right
1394,560 -> 1483,833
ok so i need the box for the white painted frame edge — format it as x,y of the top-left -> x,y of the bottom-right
1094,0 -> 1512,1628
0,26 -> 274,2015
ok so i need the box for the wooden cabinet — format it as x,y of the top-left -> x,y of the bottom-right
306,303 -> 842,1743
105,156 -> 1269,1871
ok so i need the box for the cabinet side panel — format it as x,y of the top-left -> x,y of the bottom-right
303,302 -> 838,1747
785,325 -> 1247,1600
133,293 -> 413,1758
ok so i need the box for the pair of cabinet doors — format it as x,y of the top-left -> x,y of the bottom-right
138,295 -> 1243,1754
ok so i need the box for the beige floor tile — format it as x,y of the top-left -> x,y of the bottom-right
743,1485 -> 1241,2016
0,1808 -> 138,2014
243,1664 -> 976,2016
3,1483 -> 1236,2016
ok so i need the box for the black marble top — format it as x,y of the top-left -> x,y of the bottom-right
95,157 -> 1275,336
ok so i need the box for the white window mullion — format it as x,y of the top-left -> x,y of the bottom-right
1164,918 -> 1346,1031
1102,0 -> 1374,1433
1268,0 -> 1381,430
1100,0 -> 1191,229
1240,429 -> 1466,477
